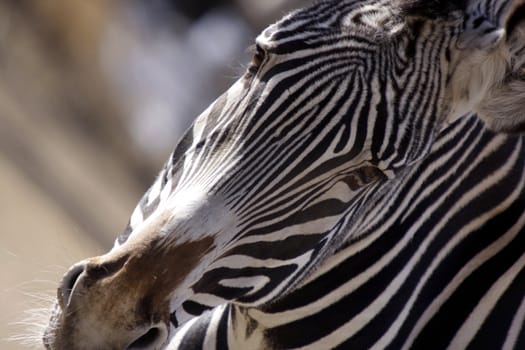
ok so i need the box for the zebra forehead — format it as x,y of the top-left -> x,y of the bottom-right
267,0 -> 462,42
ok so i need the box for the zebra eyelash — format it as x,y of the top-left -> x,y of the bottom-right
246,43 -> 267,76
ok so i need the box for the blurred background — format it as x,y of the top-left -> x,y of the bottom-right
0,0 -> 309,348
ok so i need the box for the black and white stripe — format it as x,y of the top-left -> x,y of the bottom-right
168,115 -> 525,349
105,0 -> 525,348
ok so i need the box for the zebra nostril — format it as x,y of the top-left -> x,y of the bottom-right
126,325 -> 168,350
58,263 -> 85,308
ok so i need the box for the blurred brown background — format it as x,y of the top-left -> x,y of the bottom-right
0,0 -> 308,348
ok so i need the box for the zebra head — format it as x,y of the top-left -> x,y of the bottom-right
44,0 -> 525,349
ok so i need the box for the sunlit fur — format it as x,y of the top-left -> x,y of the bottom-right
42,0 -> 525,349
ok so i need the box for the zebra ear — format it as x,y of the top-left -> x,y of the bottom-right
475,74 -> 525,133
459,1 -> 525,50
445,1 -> 525,127
474,4 -> 525,133
457,16 -> 505,50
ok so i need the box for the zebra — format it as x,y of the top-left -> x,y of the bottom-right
43,0 -> 525,349
165,114 -> 525,350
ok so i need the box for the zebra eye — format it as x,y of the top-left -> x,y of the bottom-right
247,44 -> 266,75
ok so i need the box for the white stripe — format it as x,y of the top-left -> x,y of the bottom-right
448,243 -> 525,349
202,305 -> 228,350
164,315 -> 201,350
502,285 -> 525,350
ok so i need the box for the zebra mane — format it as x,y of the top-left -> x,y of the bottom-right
399,0 -> 468,19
